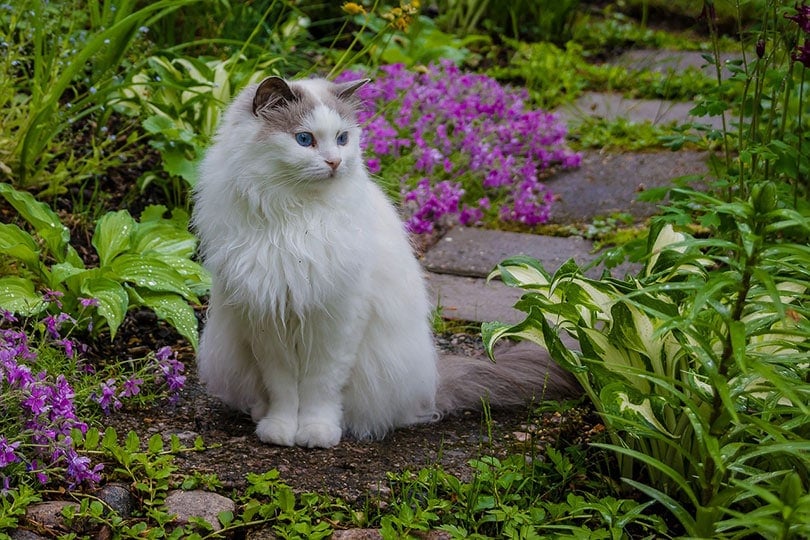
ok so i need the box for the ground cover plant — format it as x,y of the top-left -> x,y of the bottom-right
1,0 -> 808,537
484,0 -> 810,537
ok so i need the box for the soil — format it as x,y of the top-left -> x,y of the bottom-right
99,319 -> 599,505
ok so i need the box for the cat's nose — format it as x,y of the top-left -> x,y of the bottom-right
325,157 -> 341,171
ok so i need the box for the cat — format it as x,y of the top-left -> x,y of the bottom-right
192,75 -> 578,448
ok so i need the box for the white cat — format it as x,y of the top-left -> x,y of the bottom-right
193,75 -> 577,448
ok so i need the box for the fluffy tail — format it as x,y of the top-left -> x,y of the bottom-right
435,341 -> 580,414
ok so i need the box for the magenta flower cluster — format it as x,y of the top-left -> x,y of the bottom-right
1,311 -> 99,489
1,297 -> 186,490
337,61 -> 580,233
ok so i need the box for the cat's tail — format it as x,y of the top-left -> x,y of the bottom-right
435,341 -> 580,415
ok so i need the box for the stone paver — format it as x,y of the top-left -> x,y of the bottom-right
422,228 -> 641,325
424,227 -> 613,278
425,272 -> 524,325
556,91 -> 726,130
613,49 -> 742,79
545,149 -> 711,224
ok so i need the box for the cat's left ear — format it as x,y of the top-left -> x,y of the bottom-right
333,78 -> 371,101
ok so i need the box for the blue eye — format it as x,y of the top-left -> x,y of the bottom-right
336,131 -> 349,146
295,132 -> 314,147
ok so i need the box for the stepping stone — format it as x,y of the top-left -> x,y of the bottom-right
556,91 -> 725,130
425,272 -> 524,325
613,49 -> 742,79
422,228 -> 640,324
545,149 -> 711,224
423,227 -> 604,279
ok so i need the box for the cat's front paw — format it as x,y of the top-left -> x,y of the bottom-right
256,416 -> 298,446
295,422 -> 342,448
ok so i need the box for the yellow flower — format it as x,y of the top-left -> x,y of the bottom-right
341,2 -> 366,15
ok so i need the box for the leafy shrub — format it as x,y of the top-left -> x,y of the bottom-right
0,184 -> 209,348
113,51 -> 282,200
483,214 -> 809,537
0,0 -> 203,192
337,62 -> 581,233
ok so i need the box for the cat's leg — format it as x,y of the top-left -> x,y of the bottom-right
251,333 -> 301,446
292,310 -> 364,448
198,290 -> 268,417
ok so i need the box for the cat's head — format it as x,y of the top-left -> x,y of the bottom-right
249,76 -> 370,185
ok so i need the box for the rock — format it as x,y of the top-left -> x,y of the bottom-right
10,530 -> 48,540
163,490 -> 236,532
331,530 -> 382,539
24,500 -> 79,530
97,483 -> 134,518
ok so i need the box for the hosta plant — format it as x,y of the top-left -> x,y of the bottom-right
483,213 -> 810,538
0,183 -> 209,348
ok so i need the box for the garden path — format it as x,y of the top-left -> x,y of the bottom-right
424,49 -> 721,326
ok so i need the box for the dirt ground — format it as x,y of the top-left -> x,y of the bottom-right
101,328 -> 595,505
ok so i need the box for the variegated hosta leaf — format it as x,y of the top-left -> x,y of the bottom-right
601,382 -> 676,438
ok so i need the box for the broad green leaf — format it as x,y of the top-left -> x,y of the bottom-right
109,254 -> 197,302
138,291 -> 200,349
0,182 -> 78,264
0,276 -> 43,315
81,277 -> 129,338
132,221 -> 197,258
93,210 -> 136,267
0,223 -> 40,268
51,262 -> 90,285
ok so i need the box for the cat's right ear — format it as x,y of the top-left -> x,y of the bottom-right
252,76 -> 296,116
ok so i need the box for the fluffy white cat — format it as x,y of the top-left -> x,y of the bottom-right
193,75 -> 577,448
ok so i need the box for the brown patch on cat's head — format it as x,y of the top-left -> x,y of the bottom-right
251,76 -> 370,133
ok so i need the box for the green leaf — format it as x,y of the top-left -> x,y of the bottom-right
110,254 -> 197,302
0,223 -> 41,268
93,210 -> 136,267
132,221 -> 197,258
0,276 -> 43,315
0,183 -> 81,266
81,277 -> 129,339
148,434 -> 164,454
139,291 -> 200,349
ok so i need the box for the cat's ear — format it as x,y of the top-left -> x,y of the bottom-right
333,78 -> 370,101
253,76 -> 297,116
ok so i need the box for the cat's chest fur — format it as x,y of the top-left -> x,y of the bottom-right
212,190 -> 374,321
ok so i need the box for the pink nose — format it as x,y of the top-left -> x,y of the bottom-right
325,158 -> 341,171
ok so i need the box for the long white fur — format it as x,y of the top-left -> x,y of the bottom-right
194,78 -> 438,448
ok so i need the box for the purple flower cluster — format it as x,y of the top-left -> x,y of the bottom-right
337,61 -> 580,232
1,311 -> 99,488
1,297 -> 187,490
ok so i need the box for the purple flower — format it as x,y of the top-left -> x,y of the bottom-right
43,313 -> 72,339
79,297 -> 99,308
786,3 -> 810,33
0,437 -> 20,467
42,290 -> 64,308
120,377 -> 143,398
154,347 -> 186,401
93,379 -> 122,414
793,40 -> 810,68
